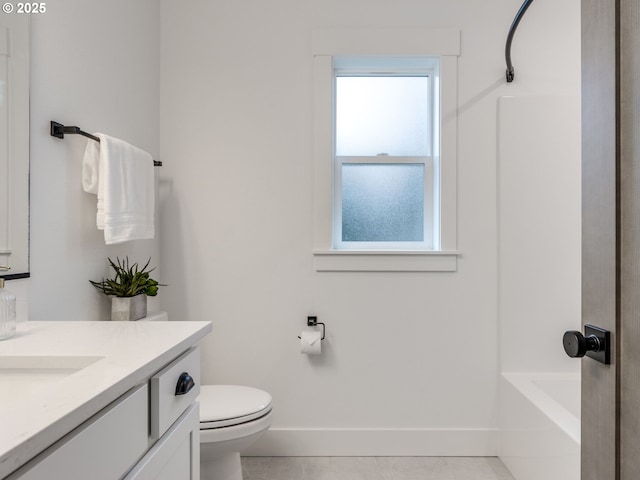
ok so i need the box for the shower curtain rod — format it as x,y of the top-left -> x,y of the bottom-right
505,0 -> 535,83
50,121 -> 163,167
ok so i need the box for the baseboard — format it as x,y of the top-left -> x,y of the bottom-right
243,428 -> 498,457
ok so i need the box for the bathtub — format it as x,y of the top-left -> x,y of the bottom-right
498,372 -> 580,480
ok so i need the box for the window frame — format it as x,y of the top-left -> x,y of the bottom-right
333,65 -> 436,251
312,28 -> 460,272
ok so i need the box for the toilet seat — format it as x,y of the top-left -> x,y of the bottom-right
199,385 -> 272,429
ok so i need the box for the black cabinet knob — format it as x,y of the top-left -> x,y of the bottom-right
175,372 -> 195,396
563,330 -> 601,358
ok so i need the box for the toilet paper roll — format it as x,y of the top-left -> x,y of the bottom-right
300,331 -> 322,355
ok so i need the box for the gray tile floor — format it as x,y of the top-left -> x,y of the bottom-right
241,457 -> 515,480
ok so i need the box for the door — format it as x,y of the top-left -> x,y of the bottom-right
581,0 -> 640,479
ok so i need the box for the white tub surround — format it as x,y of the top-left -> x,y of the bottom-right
0,314 -> 212,478
497,95 -> 581,480
499,373 -> 580,480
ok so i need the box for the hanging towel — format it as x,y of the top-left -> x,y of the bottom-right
82,133 -> 155,244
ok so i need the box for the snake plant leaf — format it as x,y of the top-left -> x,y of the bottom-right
89,256 -> 165,298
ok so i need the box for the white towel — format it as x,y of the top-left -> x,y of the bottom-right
82,133 -> 155,244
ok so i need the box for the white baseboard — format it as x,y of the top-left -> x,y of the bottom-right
243,428 -> 498,457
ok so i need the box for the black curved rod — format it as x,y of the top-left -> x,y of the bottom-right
505,0 -> 535,83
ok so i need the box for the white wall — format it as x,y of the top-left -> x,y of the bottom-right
498,96 -> 582,374
21,0 -> 161,321
159,0 -> 581,455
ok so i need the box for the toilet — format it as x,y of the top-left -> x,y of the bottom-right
198,385 -> 272,480
143,313 -> 272,480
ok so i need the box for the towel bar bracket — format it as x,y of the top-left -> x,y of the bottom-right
50,121 -> 100,142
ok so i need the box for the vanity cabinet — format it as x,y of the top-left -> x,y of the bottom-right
6,347 -> 201,480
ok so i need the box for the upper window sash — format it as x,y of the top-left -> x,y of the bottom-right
334,70 -> 435,159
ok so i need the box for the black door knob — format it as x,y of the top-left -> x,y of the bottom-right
175,372 -> 195,396
563,330 -> 601,358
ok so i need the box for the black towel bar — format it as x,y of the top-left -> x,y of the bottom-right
50,121 -> 162,167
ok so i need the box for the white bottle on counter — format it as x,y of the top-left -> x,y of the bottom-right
0,278 -> 16,340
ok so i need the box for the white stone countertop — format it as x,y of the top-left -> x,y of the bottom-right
0,314 -> 212,478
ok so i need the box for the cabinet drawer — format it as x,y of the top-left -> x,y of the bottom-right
10,384 -> 148,480
150,347 -> 200,439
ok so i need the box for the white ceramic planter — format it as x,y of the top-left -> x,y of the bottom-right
111,295 -> 147,321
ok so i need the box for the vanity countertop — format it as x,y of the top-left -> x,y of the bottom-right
0,314 -> 212,478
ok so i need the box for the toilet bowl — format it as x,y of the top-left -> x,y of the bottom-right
198,385 -> 273,480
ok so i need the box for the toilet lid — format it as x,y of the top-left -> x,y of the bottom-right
199,385 -> 272,428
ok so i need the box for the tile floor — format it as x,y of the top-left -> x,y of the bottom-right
241,456 -> 515,480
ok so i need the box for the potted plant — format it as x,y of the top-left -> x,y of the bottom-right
90,257 -> 163,321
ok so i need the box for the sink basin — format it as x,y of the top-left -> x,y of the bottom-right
0,355 -> 105,401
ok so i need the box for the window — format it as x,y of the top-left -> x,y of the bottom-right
333,59 -> 436,250
312,28 -> 460,271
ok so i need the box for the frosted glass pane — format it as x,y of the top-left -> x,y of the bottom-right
336,76 -> 430,156
342,164 -> 424,242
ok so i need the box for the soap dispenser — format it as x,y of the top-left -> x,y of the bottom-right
0,278 -> 16,340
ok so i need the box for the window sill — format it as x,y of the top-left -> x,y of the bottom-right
313,250 -> 459,272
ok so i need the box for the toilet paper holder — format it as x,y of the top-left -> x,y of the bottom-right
298,316 -> 325,340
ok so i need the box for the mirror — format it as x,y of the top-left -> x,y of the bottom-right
0,15 -> 29,278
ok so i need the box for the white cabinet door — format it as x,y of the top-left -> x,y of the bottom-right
9,385 -> 148,480
124,403 -> 200,480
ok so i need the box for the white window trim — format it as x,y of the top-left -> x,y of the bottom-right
312,28 -> 460,272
